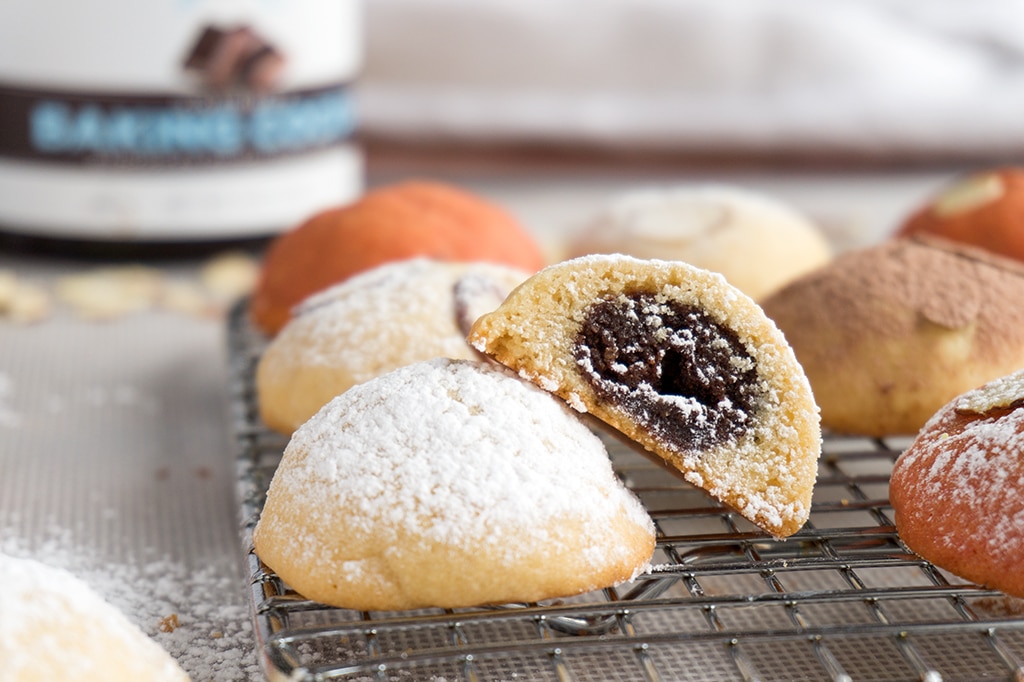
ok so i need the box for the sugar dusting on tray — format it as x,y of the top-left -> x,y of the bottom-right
0,372 -> 20,428
1,530 -> 260,681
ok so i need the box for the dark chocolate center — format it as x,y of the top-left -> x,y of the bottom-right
574,292 -> 761,451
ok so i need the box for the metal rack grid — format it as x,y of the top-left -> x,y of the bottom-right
227,301 -> 1024,681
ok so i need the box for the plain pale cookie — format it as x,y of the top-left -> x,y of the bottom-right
890,369 -> 1024,598
256,258 -> 529,434
253,358 -> 655,611
565,185 -> 831,301
468,254 -> 821,538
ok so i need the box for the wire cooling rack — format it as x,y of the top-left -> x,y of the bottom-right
227,301 -> 1024,682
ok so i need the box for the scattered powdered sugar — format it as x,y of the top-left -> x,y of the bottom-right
289,260 -> 466,365
953,368 -> 1024,415
77,382 -> 162,413
891,371 -> 1024,601
0,531 -> 259,681
0,371 -> 21,428
267,262 -> 519,434
902,401 -> 1024,556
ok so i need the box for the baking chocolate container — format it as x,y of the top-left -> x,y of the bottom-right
0,0 -> 363,242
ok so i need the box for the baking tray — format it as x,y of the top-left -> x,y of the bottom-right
227,300 -> 1024,681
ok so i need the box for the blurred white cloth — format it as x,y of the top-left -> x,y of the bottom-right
357,0 -> 1024,156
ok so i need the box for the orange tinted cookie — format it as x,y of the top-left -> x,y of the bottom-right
890,369 -> 1024,598
250,181 -> 545,334
897,167 -> 1024,263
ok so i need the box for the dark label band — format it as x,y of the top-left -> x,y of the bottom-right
0,83 -> 355,166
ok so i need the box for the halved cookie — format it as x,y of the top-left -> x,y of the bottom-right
468,254 -> 821,538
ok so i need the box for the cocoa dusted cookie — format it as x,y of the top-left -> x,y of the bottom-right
468,254 -> 821,538
890,369 -> 1024,598
897,167 -> 1024,263
762,236 -> 1024,437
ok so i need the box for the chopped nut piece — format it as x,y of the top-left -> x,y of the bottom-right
933,172 -> 1005,218
0,270 -> 16,311
55,266 -> 163,320
200,251 -> 259,303
161,279 -> 216,318
8,282 -> 52,324
0,271 -> 52,325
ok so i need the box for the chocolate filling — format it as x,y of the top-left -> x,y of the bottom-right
574,292 -> 761,451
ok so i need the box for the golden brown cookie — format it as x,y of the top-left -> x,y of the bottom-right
890,369 -> 1024,598
250,180 -> 546,335
256,258 -> 529,434
253,358 -> 656,611
762,236 -> 1024,437
565,185 -> 831,301
468,254 -> 821,538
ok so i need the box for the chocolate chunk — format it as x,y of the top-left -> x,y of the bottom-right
238,44 -> 286,93
182,24 -> 285,92
574,292 -> 760,451
182,26 -> 227,70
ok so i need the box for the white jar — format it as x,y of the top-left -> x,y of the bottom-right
0,0 -> 362,242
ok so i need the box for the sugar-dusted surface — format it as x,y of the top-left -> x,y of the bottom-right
0,552 -> 190,681
891,368 -> 1024,597
288,258 -> 527,370
254,357 -> 656,611
0,305 -> 259,680
1,530 -> 260,681
4,165 -> 1007,681
952,367 -> 1024,416
256,258 -> 530,434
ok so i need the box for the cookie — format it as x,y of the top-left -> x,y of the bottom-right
256,258 -> 529,434
0,554 -> 190,681
762,236 -> 1024,436
896,167 -> 1024,263
250,180 -> 546,334
565,185 -> 831,301
468,254 -> 821,538
890,369 -> 1024,598
253,358 -> 656,611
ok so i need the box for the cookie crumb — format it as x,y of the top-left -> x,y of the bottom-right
159,613 -> 181,633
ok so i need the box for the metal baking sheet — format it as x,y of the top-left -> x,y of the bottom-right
227,300 -> 1024,682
